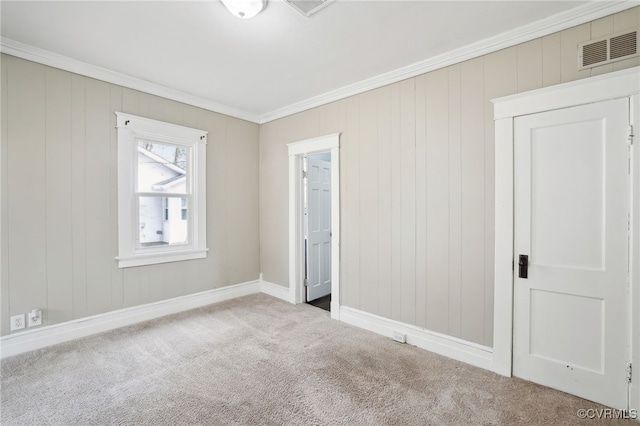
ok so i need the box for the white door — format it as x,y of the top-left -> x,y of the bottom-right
306,156 -> 332,302
513,98 -> 630,409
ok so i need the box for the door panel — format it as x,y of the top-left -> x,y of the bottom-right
306,156 -> 331,302
529,289 -> 603,373
513,98 -> 630,409
530,119 -> 605,270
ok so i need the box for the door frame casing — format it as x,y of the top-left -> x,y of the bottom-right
492,67 -> 640,410
288,133 -> 340,319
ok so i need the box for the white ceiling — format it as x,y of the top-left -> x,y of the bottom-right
0,1 -> 613,121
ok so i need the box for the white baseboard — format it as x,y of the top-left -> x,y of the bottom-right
2,276 -> 493,376
260,279 -> 293,304
0,280 -> 261,359
339,306 -> 493,371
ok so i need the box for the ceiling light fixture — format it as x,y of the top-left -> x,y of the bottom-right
220,0 -> 266,19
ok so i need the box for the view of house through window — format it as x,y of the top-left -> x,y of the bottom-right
116,112 -> 207,268
137,140 -> 189,247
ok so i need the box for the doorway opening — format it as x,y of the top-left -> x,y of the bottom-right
287,133 -> 340,320
303,152 -> 332,311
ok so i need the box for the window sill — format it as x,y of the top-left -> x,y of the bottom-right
116,248 -> 208,268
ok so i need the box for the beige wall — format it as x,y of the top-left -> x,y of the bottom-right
0,55 -> 261,336
259,7 -> 640,347
1,7 -> 638,343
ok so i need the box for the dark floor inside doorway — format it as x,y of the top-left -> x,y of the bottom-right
307,294 -> 331,312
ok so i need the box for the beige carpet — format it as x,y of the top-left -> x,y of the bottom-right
0,294 -> 632,425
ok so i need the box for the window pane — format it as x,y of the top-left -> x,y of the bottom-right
137,140 -> 187,194
139,196 -> 188,247
181,197 -> 188,220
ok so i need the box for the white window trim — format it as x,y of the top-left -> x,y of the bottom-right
115,112 -> 208,268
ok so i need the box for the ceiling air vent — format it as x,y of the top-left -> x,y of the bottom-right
578,28 -> 639,70
284,0 -> 333,17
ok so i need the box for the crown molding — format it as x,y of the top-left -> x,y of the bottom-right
0,38 -> 261,124
1,1 -> 636,125
259,0 -> 638,123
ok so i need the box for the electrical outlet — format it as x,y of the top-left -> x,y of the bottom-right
10,314 -> 25,331
28,309 -> 42,327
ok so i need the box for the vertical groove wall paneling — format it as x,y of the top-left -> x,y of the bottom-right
162,97 -> 184,127
359,89 -> 379,315
414,74 -> 427,329
71,74 -> 88,319
1,55 -> 260,334
226,118 -> 260,286
484,47 -> 517,347
257,124 -> 270,283
84,79 -> 114,316
297,109 -> 321,143
7,58 -> 48,324
560,23 -> 591,83
148,93 -> 165,122
376,86 -> 393,319
389,82 -> 402,322
205,112 -> 227,289
459,57 -> 486,344
542,33 -> 562,88
221,116 -> 232,288
1,56 -> 10,335
110,85 -> 124,310
484,43 -> 516,346
45,67 -> 74,325
447,64 -> 463,339
517,40 -> 543,93
425,68 -> 450,335
317,104 -> 328,136
258,120 -> 286,288
344,96 -> 361,308
257,7 -> 640,348
399,78 -> 416,326
6,7 -> 638,340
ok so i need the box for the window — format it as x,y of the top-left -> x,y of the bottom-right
116,112 -> 208,268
